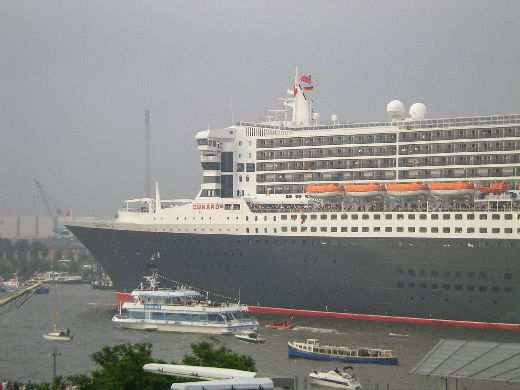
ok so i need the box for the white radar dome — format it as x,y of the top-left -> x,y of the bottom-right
409,103 -> 427,120
386,100 -> 405,120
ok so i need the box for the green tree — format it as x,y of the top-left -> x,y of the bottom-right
70,343 -> 174,390
182,341 -> 256,372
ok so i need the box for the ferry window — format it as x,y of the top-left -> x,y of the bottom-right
130,311 -> 145,319
291,227 -> 297,232
419,214 -> 427,220
246,216 -> 249,221
331,227 -> 337,232
237,163 -> 244,172
479,227 -> 487,233
468,272 -> 475,279
467,214 -> 475,220
455,214 -> 462,220
431,227 -> 439,233
431,283 -> 439,290
362,214 -> 369,220
431,270 -> 439,278
374,214 -> 381,220
466,285 -> 475,292
273,228 -> 277,233
505,214 -> 513,220
419,282 -> 427,288
492,214 -> 500,220
408,214 -> 415,220
443,284 -> 451,290
351,227 -> 358,232
505,273 -> 513,280
320,214 -> 327,220
246,228 -> 250,233
233,204 -> 240,210
397,214 -> 404,220
341,214 -> 348,220
408,227 -> 415,232
479,272 -> 487,279
246,163 -> 255,172
264,216 -> 267,221
351,214 -> 358,220
311,214 -> 317,220
255,216 -> 258,221
455,284 -> 463,291
300,226 -> 307,232
443,227 -> 450,233
479,214 -> 487,220
505,286 -> 513,293
151,312 -> 165,320
397,227 -> 404,232
320,227 -> 327,232
467,227 -> 475,233
273,216 -> 277,221
291,215 -> 298,220
281,227 -> 287,232
385,214 -> 392,220
455,227 -> 463,233
255,228 -> 259,233
420,227 -> 427,233
385,227 -> 392,232
331,214 -> 338,220
374,227 -> 381,232
431,214 -> 439,220
443,214 -> 450,220
408,282 -> 415,288
479,286 -> 488,293
311,227 -> 317,232
492,286 -> 500,293
281,215 -> 288,220
225,204 -> 232,210
397,282 -> 405,288
341,227 -> 348,232
362,227 -> 369,232
492,228 -> 500,233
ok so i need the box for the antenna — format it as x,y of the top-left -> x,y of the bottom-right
145,109 -> 151,197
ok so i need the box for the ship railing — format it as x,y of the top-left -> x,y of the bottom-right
246,202 -> 520,214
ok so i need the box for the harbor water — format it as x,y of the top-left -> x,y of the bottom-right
1,284 -> 520,389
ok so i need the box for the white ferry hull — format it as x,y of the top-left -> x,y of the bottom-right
113,318 -> 257,335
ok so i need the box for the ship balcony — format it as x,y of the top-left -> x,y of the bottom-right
200,155 -> 219,163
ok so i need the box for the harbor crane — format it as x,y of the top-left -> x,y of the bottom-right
34,179 -> 70,237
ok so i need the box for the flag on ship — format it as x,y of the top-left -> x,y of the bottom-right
300,74 -> 312,84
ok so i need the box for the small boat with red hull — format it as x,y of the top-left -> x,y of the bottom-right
265,319 -> 294,330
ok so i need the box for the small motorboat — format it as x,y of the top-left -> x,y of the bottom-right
43,325 -> 73,342
235,331 -> 265,344
265,319 -> 294,330
309,367 -> 362,389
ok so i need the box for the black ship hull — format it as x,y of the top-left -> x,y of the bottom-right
67,225 -> 520,323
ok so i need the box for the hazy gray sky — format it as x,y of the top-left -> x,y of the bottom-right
1,0 -> 519,216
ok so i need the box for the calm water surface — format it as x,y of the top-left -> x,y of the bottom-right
1,285 -> 520,389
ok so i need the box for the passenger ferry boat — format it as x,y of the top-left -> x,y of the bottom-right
67,69 -> 520,323
289,339 -> 398,365
112,274 -> 259,334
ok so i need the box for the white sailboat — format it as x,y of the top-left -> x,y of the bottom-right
43,259 -> 73,342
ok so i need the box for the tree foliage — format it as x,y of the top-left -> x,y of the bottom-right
182,341 -> 256,372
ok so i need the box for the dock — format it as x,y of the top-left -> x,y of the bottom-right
0,283 -> 42,307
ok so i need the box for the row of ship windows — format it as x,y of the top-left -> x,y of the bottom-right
257,141 -> 520,161
257,153 -> 520,172
256,127 -> 520,149
396,281 -> 513,293
254,213 -> 516,221
247,226 -> 517,234
397,269 -> 512,281
186,212 -> 518,222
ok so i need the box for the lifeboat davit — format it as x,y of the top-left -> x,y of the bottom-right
306,184 -> 344,199
429,182 -> 475,198
386,183 -> 429,198
344,183 -> 385,198
479,182 -> 510,194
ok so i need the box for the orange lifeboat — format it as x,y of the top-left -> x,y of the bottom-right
386,183 -> 429,198
479,182 -> 510,194
429,182 -> 475,198
344,183 -> 385,198
306,184 -> 344,199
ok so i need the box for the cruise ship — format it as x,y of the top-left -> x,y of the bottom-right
67,69 -> 520,323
